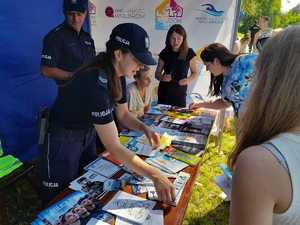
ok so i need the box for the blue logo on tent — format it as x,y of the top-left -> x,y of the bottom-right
200,4 -> 224,17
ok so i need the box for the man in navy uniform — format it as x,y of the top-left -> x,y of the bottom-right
39,0 -> 97,203
41,0 -> 95,82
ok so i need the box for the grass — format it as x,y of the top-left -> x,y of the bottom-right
0,166 -> 42,225
183,125 -> 236,225
0,125 -> 235,225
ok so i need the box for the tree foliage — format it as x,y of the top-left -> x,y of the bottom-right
239,0 -> 300,34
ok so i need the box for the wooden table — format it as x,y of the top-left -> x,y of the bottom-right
48,110 -> 216,225
49,151 -> 201,225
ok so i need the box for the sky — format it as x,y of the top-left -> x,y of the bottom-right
281,0 -> 300,13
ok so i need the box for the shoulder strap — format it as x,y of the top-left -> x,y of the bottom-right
261,142 -> 289,173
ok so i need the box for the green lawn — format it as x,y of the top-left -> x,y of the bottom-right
1,128 -> 235,225
183,130 -> 235,225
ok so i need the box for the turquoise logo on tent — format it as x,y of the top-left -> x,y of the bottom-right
200,3 -> 224,17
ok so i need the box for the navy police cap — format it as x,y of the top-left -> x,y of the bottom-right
109,23 -> 156,66
63,0 -> 88,13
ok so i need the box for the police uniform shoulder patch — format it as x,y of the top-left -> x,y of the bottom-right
84,41 -> 92,46
97,70 -> 108,89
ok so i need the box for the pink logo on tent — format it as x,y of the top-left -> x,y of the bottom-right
169,0 -> 183,17
105,6 -> 114,17
155,0 -> 184,30
155,0 -> 183,18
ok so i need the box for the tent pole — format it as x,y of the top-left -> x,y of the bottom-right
230,0 -> 242,50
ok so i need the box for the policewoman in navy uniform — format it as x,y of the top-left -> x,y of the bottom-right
41,0 -> 95,82
39,23 -> 176,204
155,24 -> 198,107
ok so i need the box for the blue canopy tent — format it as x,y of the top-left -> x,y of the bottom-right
0,1 -> 90,162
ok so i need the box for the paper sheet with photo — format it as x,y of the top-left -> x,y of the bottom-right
190,115 -> 213,126
146,153 -> 188,174
84,158 -> 121,178
119,130 -> 143,137
148,172 -> 190,206
38,191 -> 86,225
102,191 -> 156,224
86,218 -> 111,225
215,175 -> 232,201
160,116 -> 189,125
151,126 -> 179,136
171,141 -> 205,156
172,132 -> 207,145
121,164 -> 177,179
115,210 -> 163,225
152,126 -> 207,145
125,138 -> 154,156
136,134 -> 171,151
84,210 -> 114,225
129,176 -> 154,195
118,173 -> 133,182
69,170 -> 108,192
147,108 -> 164,115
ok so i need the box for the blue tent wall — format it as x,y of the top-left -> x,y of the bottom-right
0,1 -> 68,162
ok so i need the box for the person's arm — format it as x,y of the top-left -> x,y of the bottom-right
230,146 -> 289,225
187,56 -> 198,82
115,102 -> 160,148
252,32 -> 260,52
41,66 -> 73,80
155,58 -> 171,82
40,34 -> 73,80
179,55 -> 198,86
94,122 -> 175,203
232,40 -> 241,54
189,98 -> 231,110
178,56 -> 198,86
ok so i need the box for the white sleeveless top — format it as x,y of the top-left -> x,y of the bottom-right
264,133 -> 300,225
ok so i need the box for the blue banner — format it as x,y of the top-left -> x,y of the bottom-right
0,1 -> 65,161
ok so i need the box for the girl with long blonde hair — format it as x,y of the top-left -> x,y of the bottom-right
229,26 -> 300,225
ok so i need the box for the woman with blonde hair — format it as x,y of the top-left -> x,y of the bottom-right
127,66 -> 152,117
229,26 -> 300,225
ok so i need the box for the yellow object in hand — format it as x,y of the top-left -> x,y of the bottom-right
160,133 -> 173,149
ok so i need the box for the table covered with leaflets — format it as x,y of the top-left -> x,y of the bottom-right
32,105 -> 216,225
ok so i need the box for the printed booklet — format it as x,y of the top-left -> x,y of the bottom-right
115,210 -> 163,225
35,191 -> 114,225
102,191 -> 156,224
69,170 -> 108,194
124,138 -> 153,156
147,171 -> 190,206
165,147 -> 201,166
84,158 -> 121,178
152,126 -> 207,145
145,152 -> 188,174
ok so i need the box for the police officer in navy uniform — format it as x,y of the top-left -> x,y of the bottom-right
40,22 -> 176,204
41,0 -> 95,82
39,0 -> 97,203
